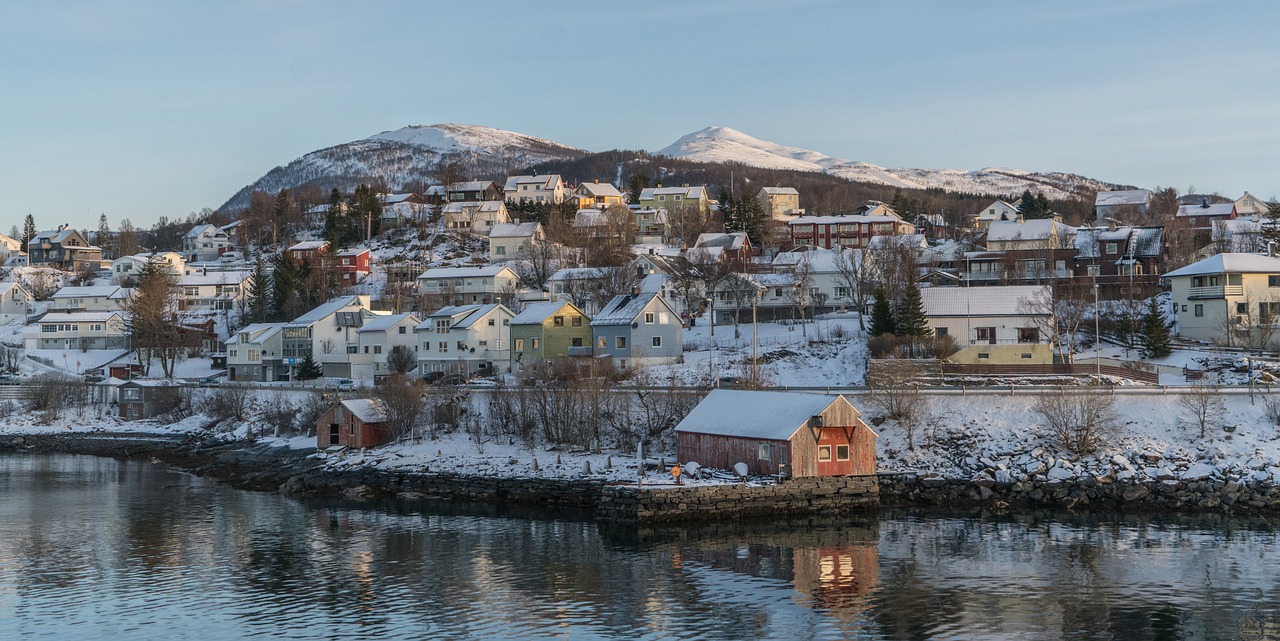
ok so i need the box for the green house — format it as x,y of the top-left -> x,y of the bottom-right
509,301 -> 592,370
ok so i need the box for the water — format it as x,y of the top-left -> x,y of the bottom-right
2,453 -> 1280,640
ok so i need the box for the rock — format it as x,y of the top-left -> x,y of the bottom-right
1025,461 -> 1047,476
1182,463 -> 1217,481
1113,454 -> 1135,471
1047,467 -> 1075,482
1117,469 -> 1136,481
921,477 -> 948,488
343,484 -> 378,500
994,470 -> 1013,485
1156,467 -> 1176,481
972,473 -> 996,488
978,486 -> 994,500
1123,485 -> 1149,502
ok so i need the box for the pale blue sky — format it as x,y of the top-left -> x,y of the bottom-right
3,0 -> 1278,231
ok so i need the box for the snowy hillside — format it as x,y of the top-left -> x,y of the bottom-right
656,126 -> 1122,199
220,124 -> 586,212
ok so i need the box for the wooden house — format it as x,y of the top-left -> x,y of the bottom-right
117,380 -> 183,421
675,390 -> 877,478
315,398 -> 391,449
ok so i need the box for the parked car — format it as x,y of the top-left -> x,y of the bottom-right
325,377 -> 356,391
434,373 -> 467,386
422,371 -> 445,384
197,375 -> 223,387
0,373 -> 20,385
84,368 -> 105,383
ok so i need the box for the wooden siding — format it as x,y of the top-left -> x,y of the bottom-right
315,404 -> 392,450
676,432 -> 791,476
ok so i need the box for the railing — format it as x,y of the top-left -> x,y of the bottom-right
1188,285 -> 1242,298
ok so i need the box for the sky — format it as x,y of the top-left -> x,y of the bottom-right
3,0 -> 1279,232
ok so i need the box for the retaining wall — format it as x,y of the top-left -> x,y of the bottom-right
597,476 -> 879,523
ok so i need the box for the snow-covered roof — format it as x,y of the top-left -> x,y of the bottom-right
448,181 -> 496,192
576,182 -> 624,198
867,234 -> 927,250
1164,253 -> 1280,278
52,285 -> 120,299
573,208 -> 608,227
335,247 -> 369,257
417,304 -> 506,331
378,193 -> 420,205
919,285 -> 1049,318
341,399 -> 387,424
591,291 -> 665,326
695,232 -> 749,250
502,174 -> 561,191
109,288 -> 133,300
442,201 -> 505,214
674,389 -> 845,440
640,186 -> 707,200
488,222 -> 542,238
788,214 -> 905,226
510,301 -> 578,325
40,311 -> 122,323
759,187 -> 799,196
548,267 -> 608,282
417,265 -> 514,280
179,271 -> 252,287
1095,189 -> 1151,207
1176,202 -> 1236,218
1075,226 -> 1164,259
288,240 -> 329,252
226,322 -> 286,345
288,295 -> 366,326
357,312 -> 418,333
184,224 -> 221,239
985,218 -> 1071,243
0,281 -> 28,297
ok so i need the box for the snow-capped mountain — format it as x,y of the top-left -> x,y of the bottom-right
656,126 -> 1118,199
220,124 -> 585,212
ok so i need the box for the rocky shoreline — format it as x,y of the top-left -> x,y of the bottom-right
4,433 -> 1280,518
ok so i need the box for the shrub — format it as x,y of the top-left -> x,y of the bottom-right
1032,392 -> 1118,454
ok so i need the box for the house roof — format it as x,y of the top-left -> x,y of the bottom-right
674,389 -> 850,440
0,281 -> 28,297
1074,226 -> 1164,259
1176,202 -> 1236,218
226,322 -> 286,345
591,291 -> 668,326
418,304 -> 508,331
184,224 -> 221,239
448,181 -> 497,192
577,182 -> 624,198
488,222 -> 542,238
1095,189 -> 1151,207
759,187 -> 799,196
503,174 -> 562,191
41,311 -> 122,323
288,295 -> 366,326
573,208 -> 608,227
510,301 -> 579,325
288,240 -> 329,252
788,214 -> 905,226
1164,253 -> 1280,278
985,219 -> 1072,243
52,285 -> 120,299
378,193 -> 421,205
418,265 -> 514,280
867,234 -> 927,250
920,285 -> 1050,318
357,312 -> 419,333
335,247 -> 370,257
640,186 -> 707,200
341,399 -> 387,424
695,232 -> 749,250
548,267 -> 609,282
179,271 -> 252,287
442,200 -> 505,214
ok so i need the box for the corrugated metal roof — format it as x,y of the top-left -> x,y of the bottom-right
919,285 -> 1049,318
674,389 -> 843,440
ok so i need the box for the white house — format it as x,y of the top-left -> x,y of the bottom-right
0,234 -> 23,264
1095,189 -> 1151,221
177,271 -> 252,313
973,200 -> 1020,228
24,311 -> 128,351
488,222 -> 546,262
50,285 -> 130,313
919,285 -> 1052,364
417,265 -> 520,306
415,303 -> 514,377
226,322 -> 288,382
183,224 -> 231,263
349,312 -> 421,382
503,174 -> 566,205
441,201 -> 510,235
281,295 -> 378,378
1164,253 -> 1280,348
111,252 -> 186,285
0,282 -> 31,323
985,217 -> 1074,251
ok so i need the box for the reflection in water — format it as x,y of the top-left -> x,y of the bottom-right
1,453 -> 1280,640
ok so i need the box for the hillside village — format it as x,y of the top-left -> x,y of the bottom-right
4,167 -> 1280,475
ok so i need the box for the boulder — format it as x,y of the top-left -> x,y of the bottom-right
1122,485 -> 1149,502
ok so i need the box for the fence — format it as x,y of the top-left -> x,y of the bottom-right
939,362 -> 1159,385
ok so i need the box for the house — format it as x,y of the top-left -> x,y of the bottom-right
441,200 -> 510,235
23,311 -> 128,350
111,252 -> 185,285
335,248 -> 371,285
694,232 -> 757,270
632,207 -> 668,240
183,224 -> 231,262
447,180 -> 501,202
709,272 -> 798,323
0,282 -> 31,323
28,227 -> 102,272
675,390 -> 877,477
1164,253 -> 1280,348
1073,225 -> 1165,299
757,187 -> 802,220
1095,189 -> 1151,221
50,285 -> 129,313
984,217 -> 1074,251
503,174 -> 566,205
788,213 -> 916,250
226,322 -> 288,382
177,271 -> 252,312
591,290 -> 683,367
378,193 -> 428,227
416,303 -> 514,377
0,234 -> 23,264
116,379 -> 183,421
973,200 -> 1020,228
315,399 -> 391,449
573,181 -> 626,209
547,267 -> 616,314
287,240 -> 330,265
350,312 -> 421,382
919,285 -> 1053,364
508,301 -> 592,369
1235,192 -> 1271,219
218,220 -> 246,248
638,185 -> 710,214
488,222 -> 546,262
281,295 -> 377,378
417,265 -> 520,306
1176,199 -> 1236,229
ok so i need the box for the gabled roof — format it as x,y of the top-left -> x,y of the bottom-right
52,285 -> 120,299
288,295 -> 366,327
226,322 -> 286,345
378,193 -> 422,205
639,186 -> 707,200
695,232 -> 750,250
759,187 -> 799,196
503,174 -> 562,191
179,271 -> 252,287
288,240 -> 330,252
867,234 -> 927,250
1164,253 -> 1280,278
591,291 -> 669,326
442,201 -> 505,214
573,208 -> 608,227
40,311 -> 123,323
788,214 -> 906,225
341,399 -> 386,424
1095,189 -> 1151,207
985,218 -> 1072,243
417,265 -> 515,280
488,222 -> 542,238
920,285 -> 1050,318
674,389 -> 851,440
184,224 -> 221,239
549,267 -> 609,282
1176,202 -> 1235,218
335,247 -> 370,257
416,304 -> 507,331
357,312 -> 419,333
448,180 -> 497,192
510,301 -> 581,325
576,182 -> 624,198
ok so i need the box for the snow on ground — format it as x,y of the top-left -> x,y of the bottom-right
26,349 -> 128,374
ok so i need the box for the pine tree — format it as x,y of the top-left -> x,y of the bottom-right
895,282 -> 930,337
270,251 -> 301,321
1263,201 -> 1280,249
323,188 -> 344,247
717,187 -> 738,232
22,214 -> 36,246
890,189 -> 910,217
869,288 -> 896,337
245,257 -> 271,324
96,214 -> 114,258
627,172 -> 649,203
295,354 -> 322,380
1140,298 -> 1172,359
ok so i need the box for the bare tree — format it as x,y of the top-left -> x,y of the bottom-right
785,253 -> 814,338
1032,392 -> 1118,454
863,359 -> 929,448
0,344 -> 23,373
374,374 -> 427,442
1178,382 -> 1225,438
833,248 -> 871,330
1019,282 -> 1090,364
386,345 -> 417,376
126,262 -> 191,378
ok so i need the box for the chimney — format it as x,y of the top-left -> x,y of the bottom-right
631,286 -> 640,296
1016,213 -> 1025,224
1201,198 -> 1209,208
1107,219 -> 1116,232
594,179 -> 599,184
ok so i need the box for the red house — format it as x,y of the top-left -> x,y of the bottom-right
675,390 -> 877,477
788,211 -> 916,250
315,399 -> 391,449
335,247 -> 371,285
287,240 -> 330,266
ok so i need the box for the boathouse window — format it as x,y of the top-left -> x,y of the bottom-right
757,443 -> 772,460
836,445 -> 850,461
817,445 -> 831,462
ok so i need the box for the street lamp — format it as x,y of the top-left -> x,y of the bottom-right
706,297 -> 715,386
1094,283 -> 1101,384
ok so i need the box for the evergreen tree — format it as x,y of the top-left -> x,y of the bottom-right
894,282 -> 930,338
627,172 -> 649,203
1140,298 -> 1172,359
1263,201 -> 1280,249
890,189 -> 910,217
245,257 -> 271,324
351,183 -> 382,241
22,214 -> 36,246
869,288 -> 896,337
717,187 -> 738,231
323,188 -> 344,247
295,354 -> 322,380
96,214 -> 114,258
270,251 -> 301,321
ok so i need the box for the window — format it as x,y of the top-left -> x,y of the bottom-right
757,443 -> 772,460
488,319 -> 495,326
531,338 -> 540,350
1021,353 -> 1033,359
247,349 -> 260,361
1105,242 -> 1118,254
1194,304 -> 1204,317
817,445 -> 832,462
553,316 -> 564,327
644,312 -> 655,324
1262,302 -> 1280,323
1182,305 -> 1188,312
836,445 -> 850,461
1270,275 -> 1280,287
495,246 -> 506,255
438,342 -> 448,353
935,327 -> 948,336
571,317 -> 581,327
616,336 -> 627,349
1192,276 -> 1205,287
398,326 -> 406,334
978,353 -> 990,359
374,345 -> 382,354
1017,327 -> 1039,343
597,337 -> 606,348
975,327 -> 995,344
514,338 -> 524,351
1237,302 -> 1249,315
652,336 -> 662,347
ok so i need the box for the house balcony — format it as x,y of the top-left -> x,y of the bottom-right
1188,285 -> 1242,299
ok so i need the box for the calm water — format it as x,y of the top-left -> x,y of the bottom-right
2,454 -> 1280,640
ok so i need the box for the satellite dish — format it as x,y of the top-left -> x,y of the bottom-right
733,462 -> 749,477
684,461 -> 701,478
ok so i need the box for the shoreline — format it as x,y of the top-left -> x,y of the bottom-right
4,433 -> 1279,520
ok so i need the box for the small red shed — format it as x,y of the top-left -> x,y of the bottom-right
316,398 -> 391,450
675,390 -> 877,477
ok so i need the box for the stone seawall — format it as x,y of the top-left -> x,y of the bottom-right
880,473 -> 1280,512
597,476 -> 879,523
